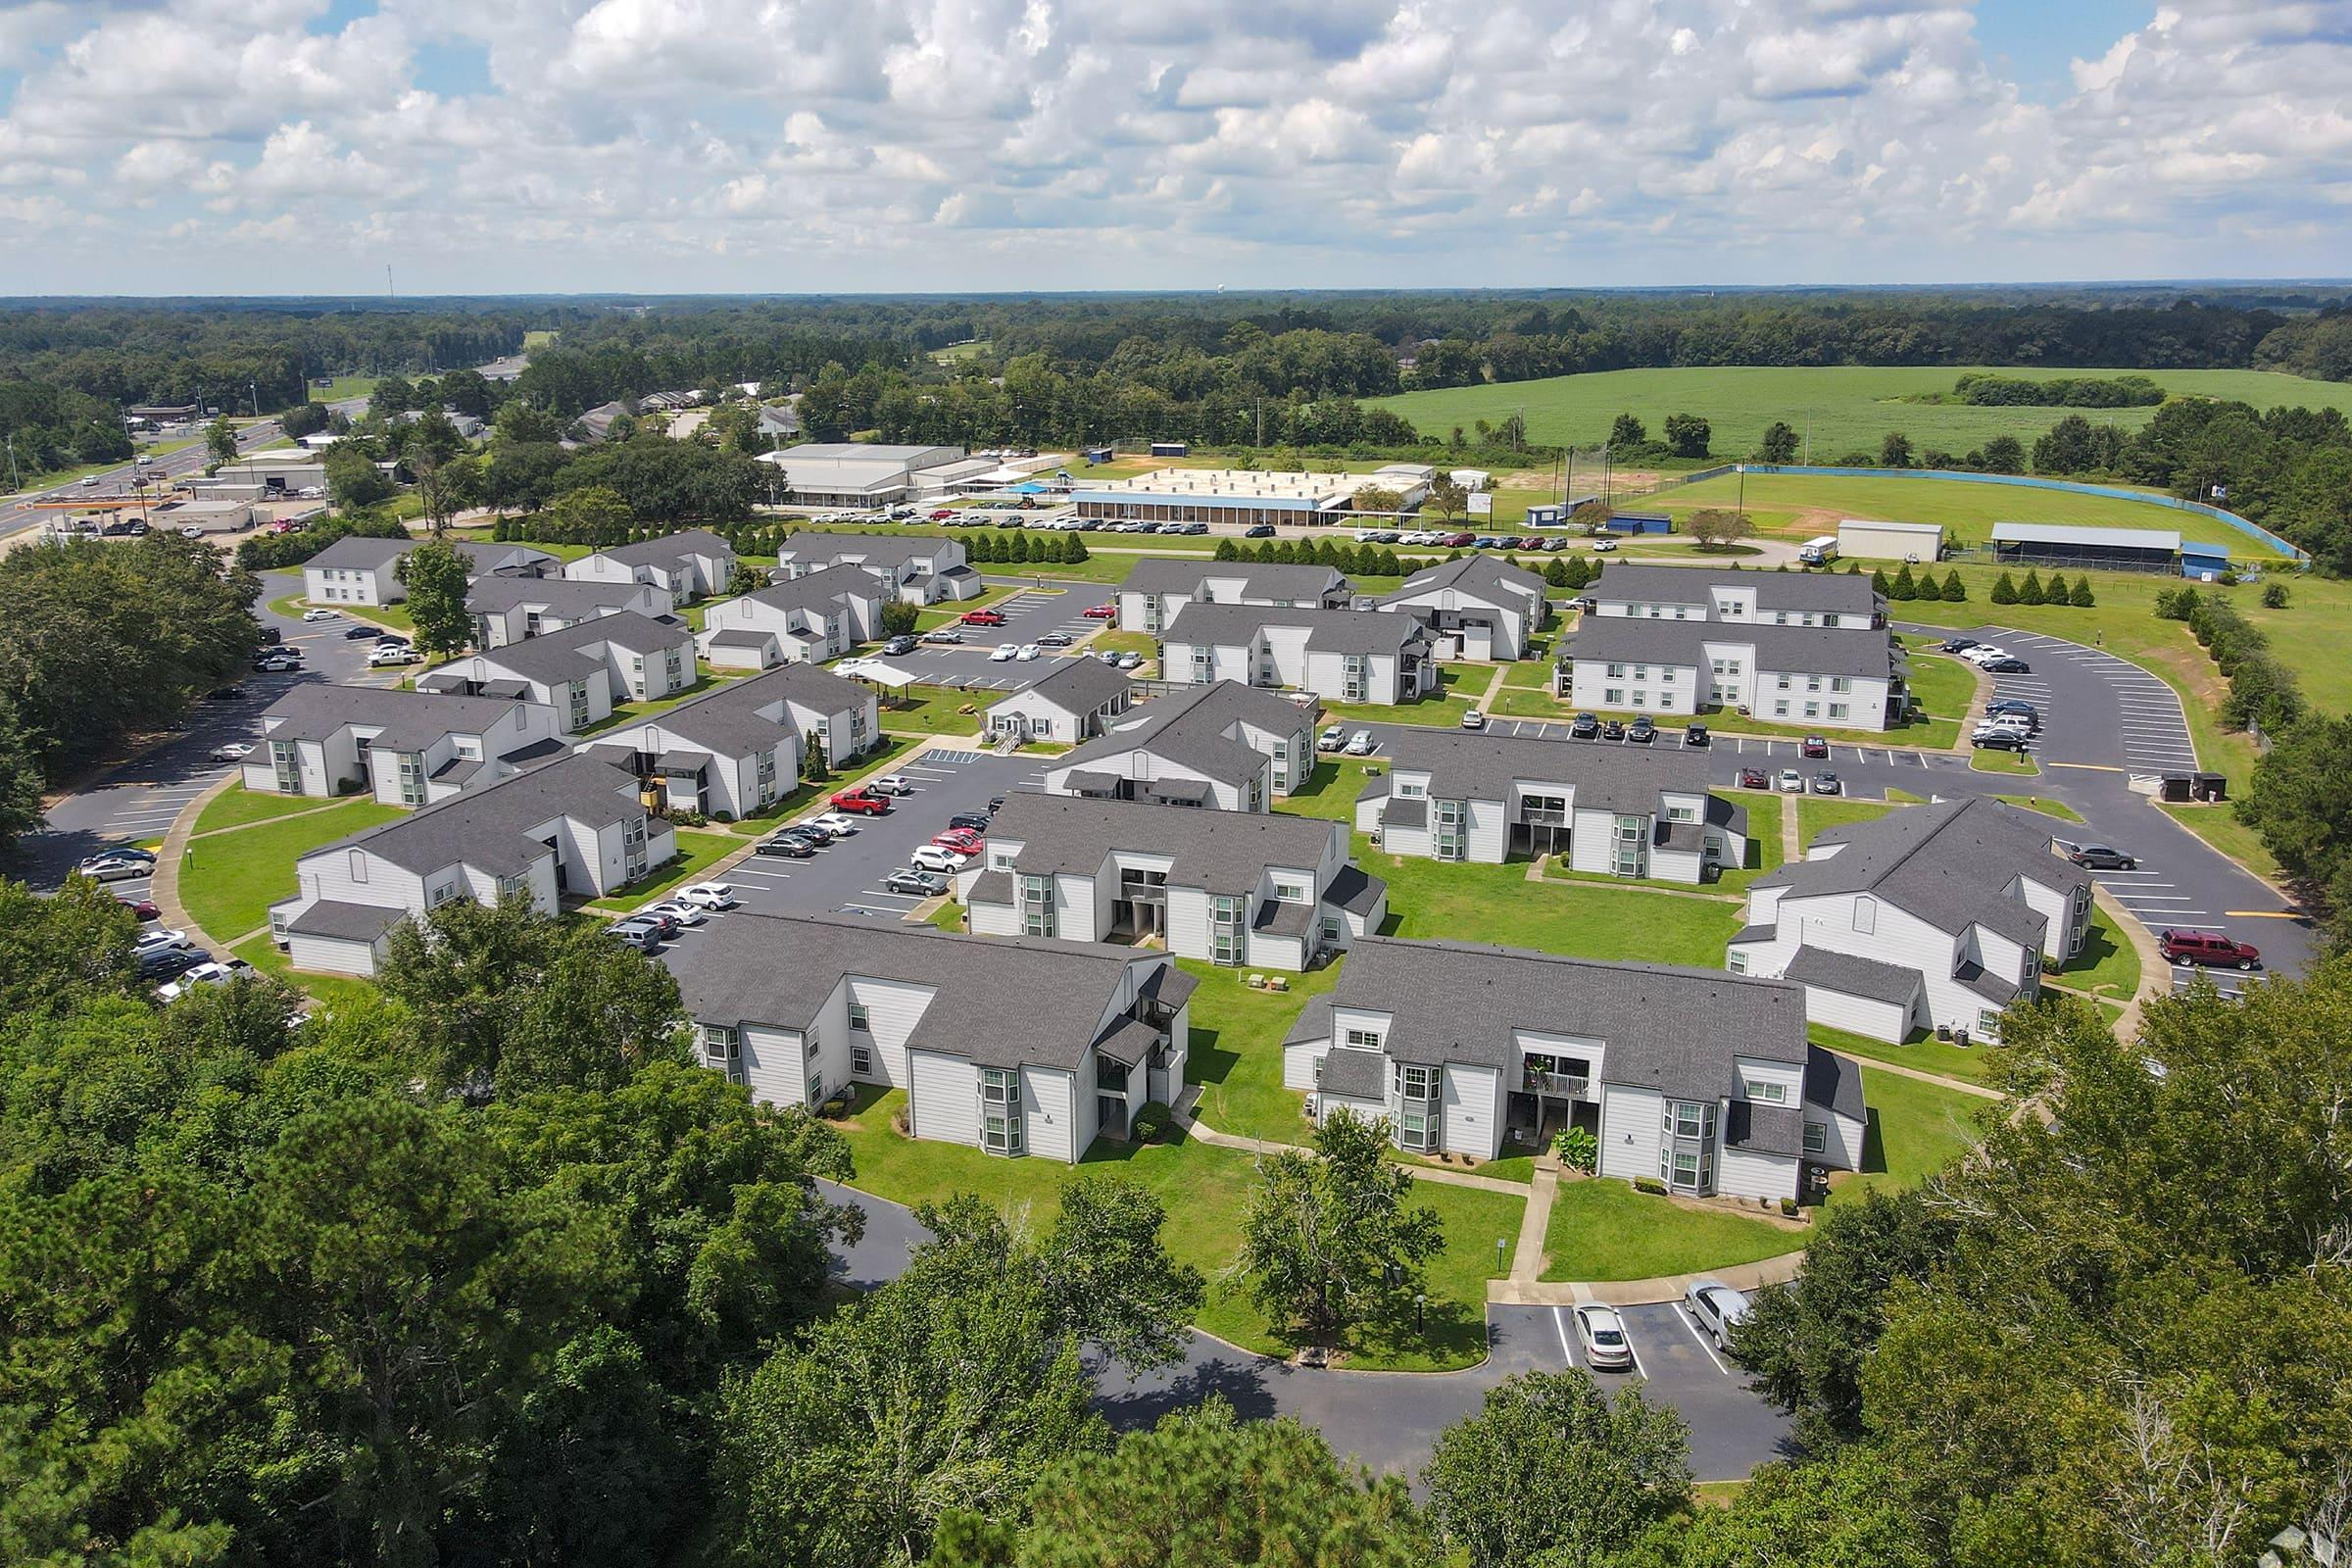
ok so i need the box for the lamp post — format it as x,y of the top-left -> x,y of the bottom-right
1415,1292 -> 1426,1335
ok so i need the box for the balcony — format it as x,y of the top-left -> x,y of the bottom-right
1524,1069 -> 1592,1100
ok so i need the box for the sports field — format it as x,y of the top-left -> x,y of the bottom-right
1647,470 -> 2287,558
1370,365 -> 2352,460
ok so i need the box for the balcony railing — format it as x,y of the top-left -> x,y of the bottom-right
1525,1069 -> 1592,1099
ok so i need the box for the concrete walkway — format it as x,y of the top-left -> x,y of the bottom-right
1491,1249 -> 1805,1308
1819,1046 -> 2003,1101
1509,1163 -> 1559,1280
151,771 -> 238,954
1170,1098 -> 1533,1198
1779,791 -> 1802,864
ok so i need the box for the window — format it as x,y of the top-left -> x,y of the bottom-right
1208,894 -> 1245,965
1096,1056 -> 1129,1094
806,1073 -> 824,1107
1521,791 -> 1567,826
1667,1100 -> 1706,1140
1271,878 -> 1308,904
1020,874 -> 1056,939
1396,779 -> 1425,798
1773,701 -> 1789,717
1803,1120 -> 1828,1155
1743,1078 -> 1788,1103
1803,703 -> 1820,718
981,1068 -> 1024,1155
271,739 -> 301,794
1606,662 -> 1625,679
348,850 -> 369,883
1776,675 -> 1791,690
1604,688 -> 1624,706
1344,1026 -> 1385,1052
1829,703 -> 1849,720
848,1003 -> 870,1032
1727,951 -> 1747,974
1830,677 -> 1850,693
1666,805 -> 1695,822
1977,1009 -> 2003,1036
1853,896 -> 1876,935
1433,798 -> 1466,862
1806,677 -> 1822,692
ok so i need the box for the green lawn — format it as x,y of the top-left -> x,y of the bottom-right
881,684 -> 987,737
1372,365 -> 2351,514
1499,657 -> 1553,688
2051,905 -> 2143,1000
1277,760 -> 1375,822
575,673 -> 743,737
1320,665 -> 1478,728
838,1090 -> 1522,1370
194,786 -> 356,834
231,933 -> 382,1013
1180,960 -> 1338,1147
585,830 -> 740,913
1970,748 -> 2041,776
305,375 -> 379,404
1376,853 -> 1743,968
1829,1067 -> 1990,1204
1991,794 -> 2082,823
1808,1021 -> 2002,1087
1796,796 -> 1895,846
1490,684 -> 1570,720
1903,649 -> 1982,726
179,798 -> 408,941
1539,1178 -> 1798,1283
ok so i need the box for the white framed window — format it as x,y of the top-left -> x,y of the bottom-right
848,1003 -> 870,1032
1271,879 -> 1308,904
1727,951 -> 1747,974
1343,1026 -> 1384,1052
1743,1078 -> 1788,1104
852,1044 -> 872,1075
1853,896 -> 1876,935
1803,1121 -> 1827,1155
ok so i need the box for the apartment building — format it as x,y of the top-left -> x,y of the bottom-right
700,568 -> 884,666
1038,681 -> 1318,810
1115,560 -> 1352,635
1376,555 -> 1549,661
1558,616 -> 1908,732
1161,602 -> 1437,707
243,686 -> 562,805
576,662 -> 880,819
769,531 -> 985,605
466,575 -> 669,648
416,611 -> 699,733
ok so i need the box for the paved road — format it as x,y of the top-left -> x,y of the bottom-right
0,416 -> 300,546
824,1178 -> 1795,1484
14,571 -> 400,889
896,580 -> 1121,692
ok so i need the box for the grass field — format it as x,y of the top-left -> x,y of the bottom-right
193,787 -> 362,834
1539,1178 -> 1796,1282
180,798 -> 407,941
1320,665 -> 1479,728
1181,959 -> 1336,1146
1796,797 -> 1895,845
881,685 -> 987,736
837,1089 -> 1522,1370
1370,365 -> 2352,469
1377,854 -> 1743,968
585,830 -> 740,913
2053,906 -> 2143,999
1654,469 -> 2281,557
1828,1067 -> 1989,1204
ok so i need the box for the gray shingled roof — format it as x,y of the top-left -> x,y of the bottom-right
308,753 -> 649,880
1325,864 -> 1386,917
284,900 -> 403,942
774,531 -> 956,569
1782,945 -> 1925,1007
983,790 -> 1343,893
1317,1046 -> 1388,1101
740,567 -> 879,614
1564,615 -> 1898,679
450,610 -> 694,687
1004,656 -> 1131,717
1162,601 -> 1427,658
1375,726 -> 1713,816
667,909 -> 1167,1071
1589,563 -> 1883,615
311,536 -> 554,577
1804,1046 -> 1868,1123
466,575 -> 652,617
1317,936 -> 1810,1103
1727,1101 -> 1806,1158
591,528 -> 733,569
1117,559 -> 1348,601
1753,797 -> 2088,947
1382,554 -> 1545,608
610,662 -> 865,759
258,684 -> 530,751
1285,994 -> 1333,1049
1054,681 -> 1308,789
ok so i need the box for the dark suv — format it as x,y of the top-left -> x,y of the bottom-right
2159,929 -> 2261,970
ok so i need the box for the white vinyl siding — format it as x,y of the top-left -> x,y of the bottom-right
1024,1066 -> 1077,1163
1597,1083 -> 1666,1185
907,1050 -> 982,1149
1442,1064 -> 1503,1160
844,976 -> 928,1087
1717,1146 -> 1801,1202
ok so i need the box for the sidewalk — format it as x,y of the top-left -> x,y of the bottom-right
1168,1094 -> 1534,1198
150,771 -> 239,953
1491,1250 -> 1805,1308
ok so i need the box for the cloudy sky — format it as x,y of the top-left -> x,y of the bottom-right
1,0 -> 2346,295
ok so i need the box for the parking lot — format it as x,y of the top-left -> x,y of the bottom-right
894,581 -> 1116,691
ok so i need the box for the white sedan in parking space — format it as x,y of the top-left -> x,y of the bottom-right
869,775 -> 914,796
1684,1279 -> 1752,1348
990,643 -> 1018,662
1574,1303 -> 1635,1370
1777,768 -> 1806,793
674,882 -> 736,910
300,608 -> 339,622
1015,643 -> 1042,662
639,899 -> 708,927
209,742 -> 254,761
807,812 -> 861,837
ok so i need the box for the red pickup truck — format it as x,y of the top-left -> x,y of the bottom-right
830,789 -> 891,816
960,609 -> 1008,627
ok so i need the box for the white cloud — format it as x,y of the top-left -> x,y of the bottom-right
0,0 -> 2344,290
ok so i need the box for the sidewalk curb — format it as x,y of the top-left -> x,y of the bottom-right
152,771 -> 240,954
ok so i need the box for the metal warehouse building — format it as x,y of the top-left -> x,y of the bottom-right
1989,521 -> 2220,577
1838,517 -> 1944,563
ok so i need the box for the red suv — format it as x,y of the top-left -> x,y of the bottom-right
961,609 -> 1007,627
2159,929 -> 2261,971
830,789 -> 890,815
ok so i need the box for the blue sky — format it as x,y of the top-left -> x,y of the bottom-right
0,0 -> 2346,295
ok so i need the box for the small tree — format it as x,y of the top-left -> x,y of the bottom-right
2263,581 -> 2289,610
1887,564 -> 1918,601
1553,1125 -> 1597,1173
1912,569 -> 1942,602
1870,568 -> 1892,597
2071,576 -> 2095,607
1685,509 -> 1755,552
2043,571 -> 2070,606
1237,1110 -> 1444,1349
395,540 -> 475,659
1758,420 -> 1799,464
204,415 -> 239,467
1880,431 -> 1915,469
800,731 -> 828,784
1981,434 -> 2026,474
1352,484 -> 1403,518
1425,476 -> 1468,523
2019,569 -> 2046,606
878,599 -> 920,637
1662,413 -> 1711,459
1607,414 -> 1646,449
1990,571 -> 2019,605
1942,568 -> 1967,601
1214,537 -> 1239,562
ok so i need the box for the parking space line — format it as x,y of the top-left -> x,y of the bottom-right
1552,1305 -> 1577,1366
1672,1303 -> 1730,1376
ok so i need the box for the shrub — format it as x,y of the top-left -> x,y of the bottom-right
1942,569 -> 1966,601
1553,1125 -> 1598,1174
1990,571 -> 2019,605
2263,582 -> 2290,610
2044,572 -> 2070,606
1887,564 -> 1917,601
1633,1177 -> 1667,1197
2070,577 -> 2094,607
2019,570 -> 2046,606
2155,585 -> 2200,620
1780,1198 -> 1801,1217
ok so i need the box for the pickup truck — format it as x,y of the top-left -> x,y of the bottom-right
830,789 -> 891,815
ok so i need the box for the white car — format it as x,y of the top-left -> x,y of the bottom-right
1317,723 -> 1347,752
1590,537 -> 1618,552
1016,643 -> 1042,662
1963,645 -> 2009,665
908,844 -> 971,873
301,608 -> 339,622
990,643 -> 1018,662
1574,1304 -> 1634,1370
870,775 -> 914,796
159,958 -> 251,1002
807,812 -> 861,837
1344,730 -> 1377,757
1684,1280 -> 1752,1348
134,928 -> 193,956
1777,767 -> 1806,792
368,646 -> 420,667
674,882 -> 736,910
209,742 -> 254,761
639,899 -> 708,928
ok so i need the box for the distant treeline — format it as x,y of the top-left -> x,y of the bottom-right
1949,372 -> 2166,408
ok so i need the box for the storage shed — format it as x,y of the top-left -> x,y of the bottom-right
1605,512 -> 1673,535
1837,517 -> 1944,563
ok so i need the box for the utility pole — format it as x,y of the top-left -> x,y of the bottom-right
387,263 -> 395,299
5,433 -> 21,494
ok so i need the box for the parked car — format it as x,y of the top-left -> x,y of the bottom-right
1985,699 -> 2039,722
631,909 -> 684,940
1589,537 -> 1618,552
1800,734 -> 1830,760
1318,723 -> 1348,752
1459,710 -> 1486,730
206,685 -> 247,701
1684,722 -> 1709,747
1344,730 -> 1377,757
1599,719 -> 1625,741
2067,843 -> 2138,870
1962,645 -> 2008,664
138,947 -> 202,981
1015,643 -> 1042,662
1243,523 -> 1276,538
1574,1304 -> 1634,1370
134,928 -> 193,957
830,789 -> 890,815
674,882 -> 736,910
1037,631 -> 1074,648
922,628 -> 964,644
1810,771 -> 1841,795
780,821 -> 833,845
988,643 -> 1018,662
1777,768 -> 1806,793
2159,928 -> 2262,970
641,900 -> 707,928
1983,657 -> 2031,673
367,646 -> 419,667
1570,712 -> 1600,740
252,655 -> 302,673
158,958 -> 252,1002
1626,715 -> 1656,744
116,897 -> 161,921
961,609 -> 1008,627
1114,651 -> 1145,670
948,810 -> 993,832
882,635 -> 918,656
77,854 -> 153,882
754,834 -> 814,858
870,775 -> 914,796
933,827 -> 985,856
808,812 -> 862,838
908,845 -> 970,873
1972,728 -> 2029,752
1738,765 -> 1769,789
885,868 -> 951,896
300,607 -> 339,622
1684,1280 -> 1752,1348
343,624 -> 381,639
1938,637 -> 1980,653
210,742 -> 254,760
606,917 -> 665,952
